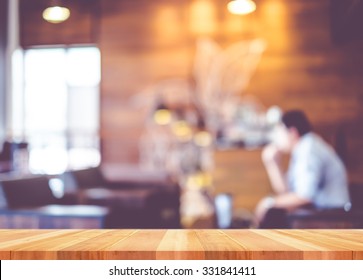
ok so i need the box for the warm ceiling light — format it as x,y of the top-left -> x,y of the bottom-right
227,0 -> 256,15
194,131 -> 213,147
171,121 -> 193,141
43,6 -> 70,24
154,109 -> 172,125
186,171 -> 213,189
153,101 -> 172,125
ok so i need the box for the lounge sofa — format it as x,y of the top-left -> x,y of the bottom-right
0,166 -> 181,229
66,166 -> 181,228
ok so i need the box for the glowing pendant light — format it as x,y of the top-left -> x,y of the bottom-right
227,0 -> 256,15
171,120 -> 193,141
153,101 -> 172,125
194,130 -> 213,147
43,1 -> 70,24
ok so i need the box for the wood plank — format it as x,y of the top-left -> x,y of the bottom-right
10,230 -> 105,260
0,230 -> 80,259
0,230 -> 53,242
305,230 -> 363,260
224,230 -> 304,259
58,230 -> 137,260
0,230 -> 79,249
252,230 -> 352,259
99,230 -> 167,259
273,230 -> 355,259
195,230 -> 247,259
156,230 -> 205,260
324,230 -> 363,259
0,230 -> 363,260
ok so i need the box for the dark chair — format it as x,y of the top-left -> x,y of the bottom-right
0,141 -> 13,173
0,174 -> 110,229
0,141 -> 12,161
69,166 -> 106,189
0,175 -> 77,209
286,183 -> 363,229
66,166 -> 181,228
349,183 -> 363,211
259,208 -> 290,229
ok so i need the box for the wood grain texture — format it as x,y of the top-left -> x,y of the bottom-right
0,230 -> 362,260
19,0 -> 99,47
212,149 -> 272,212
98,0 -> 363,167
156,230 -> 205,259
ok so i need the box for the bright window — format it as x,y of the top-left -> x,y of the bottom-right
12,46 -> 101,174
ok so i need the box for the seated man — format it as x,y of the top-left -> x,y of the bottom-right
255,110 -> 350,228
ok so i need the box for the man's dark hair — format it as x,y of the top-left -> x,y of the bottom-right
281,110 -> 312,136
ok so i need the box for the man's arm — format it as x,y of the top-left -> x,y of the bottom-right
255,192 -> 311,224
262,144 -> 289,194
274,192 -> 311,209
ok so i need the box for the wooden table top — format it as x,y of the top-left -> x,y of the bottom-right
0,229 -> 362,260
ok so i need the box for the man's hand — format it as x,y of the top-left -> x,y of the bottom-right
254,193 -> 312,227
261,143 -> 288,194
254,196 -> 276,224
262,144 -> 282,165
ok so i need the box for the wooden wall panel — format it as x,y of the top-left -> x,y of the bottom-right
19,0 -> 99,47
212,149 -> 271,212
246,0 -> 363,184
99,0 -> 263,164
99,0 -> 363,159
99,0 -> 363,212
100,0 -> 193,164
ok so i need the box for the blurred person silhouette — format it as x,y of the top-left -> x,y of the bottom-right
255,110 -> 350,228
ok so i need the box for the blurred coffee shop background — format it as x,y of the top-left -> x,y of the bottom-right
0,0 -> 363,229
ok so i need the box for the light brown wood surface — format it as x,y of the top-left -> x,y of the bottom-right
0,230 -> 362,260
212,149 -> 272,212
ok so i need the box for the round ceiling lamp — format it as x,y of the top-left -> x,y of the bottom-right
43,5 -> 70,24
227,0 -> 256,15
194,131 -> 213,147
153,101 -> 172,125
171,120 -> 193,141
